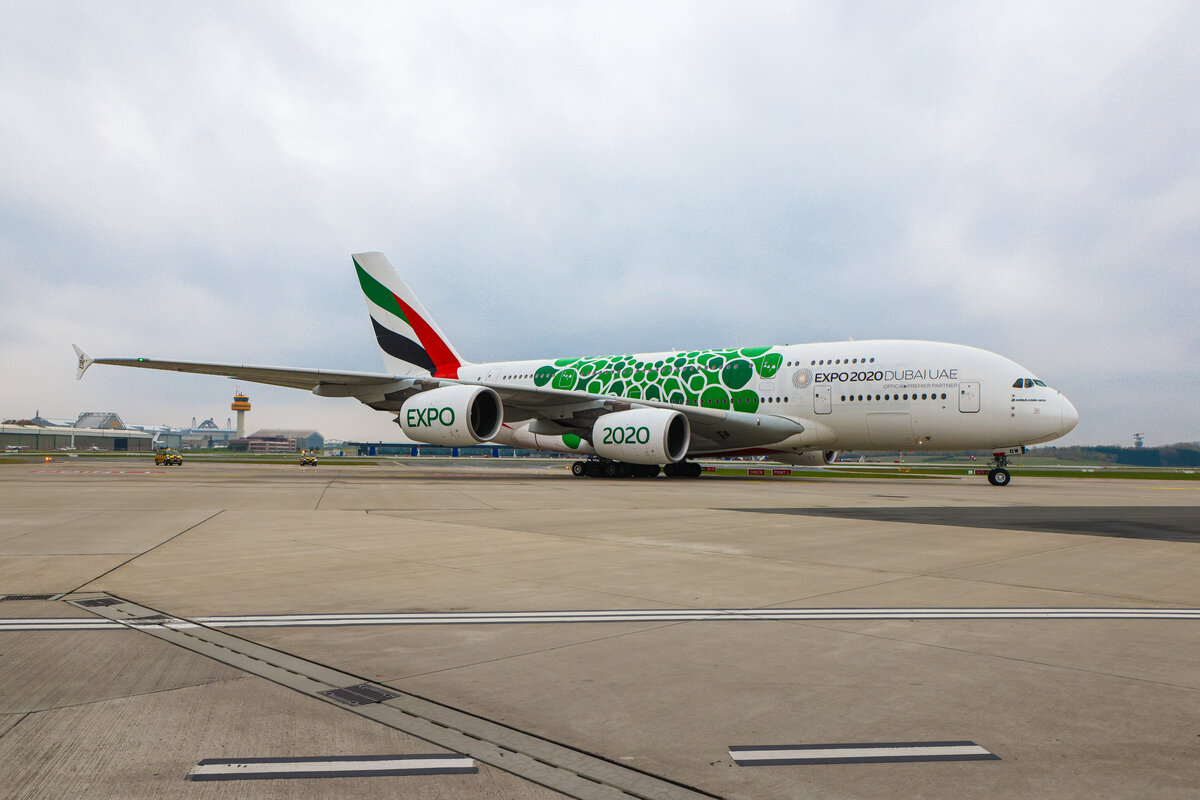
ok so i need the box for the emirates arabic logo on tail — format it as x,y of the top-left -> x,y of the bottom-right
353,252 -> 465,378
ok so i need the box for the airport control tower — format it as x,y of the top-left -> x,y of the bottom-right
231,391 -> 251,438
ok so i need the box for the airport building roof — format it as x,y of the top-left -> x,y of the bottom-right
74,412 -> 126,430
248,429 -> 322,439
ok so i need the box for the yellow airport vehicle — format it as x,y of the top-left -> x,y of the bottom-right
154,449 -> 183,466
300,454 -> 318,466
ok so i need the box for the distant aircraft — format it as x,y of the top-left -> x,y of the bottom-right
74,253 -> 1077,485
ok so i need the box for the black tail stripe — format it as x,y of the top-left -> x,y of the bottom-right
371,317 -> 436,373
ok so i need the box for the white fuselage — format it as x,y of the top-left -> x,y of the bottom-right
460,340 -> 1078,458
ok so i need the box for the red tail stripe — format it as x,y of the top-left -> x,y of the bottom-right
393,293 -> 461,378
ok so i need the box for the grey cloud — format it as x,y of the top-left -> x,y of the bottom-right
1,1 -> 1197,444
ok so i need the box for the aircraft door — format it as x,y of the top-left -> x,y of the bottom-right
814,385 -> 832,414
958,381 -> 980,413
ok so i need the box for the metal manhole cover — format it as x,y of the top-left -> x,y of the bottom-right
75,597 -> 122,607
318,684 -> 399,706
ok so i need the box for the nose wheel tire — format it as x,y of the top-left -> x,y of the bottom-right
987,468 -> 1011,486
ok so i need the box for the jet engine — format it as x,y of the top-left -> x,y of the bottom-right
778,450 -> 839,466
592,409 -> 689,465
398,385 -> 502,446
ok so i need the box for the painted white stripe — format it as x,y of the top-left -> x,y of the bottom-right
0,619 -> 123,630
190,755 -> 473,778
30,470 -> 166,474
7,606 -> 1200,632
731,744 -> 992,762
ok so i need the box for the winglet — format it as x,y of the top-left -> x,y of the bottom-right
73,344 -> 93,380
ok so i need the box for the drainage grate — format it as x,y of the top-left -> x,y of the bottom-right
318,684 -> 399,706
128,615 -> 172,625
1,594 -> 56,601
76,597 -> 122,607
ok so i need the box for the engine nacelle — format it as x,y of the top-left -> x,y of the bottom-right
592,409 -> 689,465
398,385 -> 502,446
778,450 -> 839,466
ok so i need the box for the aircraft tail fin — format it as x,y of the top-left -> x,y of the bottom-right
352,252 -> 468,378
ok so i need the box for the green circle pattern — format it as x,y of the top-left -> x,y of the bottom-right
534,348 -> 784,413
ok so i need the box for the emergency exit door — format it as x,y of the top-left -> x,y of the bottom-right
958,381 -> 980,413
814,385 -> 832,414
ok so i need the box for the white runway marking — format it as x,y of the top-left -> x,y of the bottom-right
29,469 -> 166,474
186,754 -> 476,781
729,741 -> 998,765
4,606 -> 1200,631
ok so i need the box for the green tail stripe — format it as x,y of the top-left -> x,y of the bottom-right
354,257 -> 409,325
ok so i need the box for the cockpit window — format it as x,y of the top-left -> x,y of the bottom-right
1033,379 -> 1046,387
1012,379 -> 1024,388
1023,378 -> 1033,388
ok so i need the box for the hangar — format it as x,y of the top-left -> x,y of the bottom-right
0,422 -> 153,451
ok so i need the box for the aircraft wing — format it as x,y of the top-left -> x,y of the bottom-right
73,346 -> 410,392
74,345 -> 823,449
475,381 -> 814,450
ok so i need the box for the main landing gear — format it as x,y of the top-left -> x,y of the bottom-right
988,451 -> 1012,486
569,458 -> 702,479
662,461 -> 703,479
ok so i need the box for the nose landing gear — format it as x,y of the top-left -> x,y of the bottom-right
988,451 -> 1011,486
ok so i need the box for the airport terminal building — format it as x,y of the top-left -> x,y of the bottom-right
227,428 -> 325,453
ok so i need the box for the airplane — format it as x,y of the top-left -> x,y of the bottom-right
73,252 -> 1078,485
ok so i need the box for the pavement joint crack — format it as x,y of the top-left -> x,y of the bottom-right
67,592 -> 719,800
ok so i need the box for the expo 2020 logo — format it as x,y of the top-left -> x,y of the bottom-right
792,368 -> 813,389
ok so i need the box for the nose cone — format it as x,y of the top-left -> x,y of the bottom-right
1059,394 -> 1079,436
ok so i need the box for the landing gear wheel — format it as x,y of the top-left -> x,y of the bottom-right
604,462 -> 619,478
987,468 -> 1011,486
986,451 -> 1013,486
571,461 -> 586,477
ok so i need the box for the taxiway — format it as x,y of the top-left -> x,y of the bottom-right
1,458 -> 1198,798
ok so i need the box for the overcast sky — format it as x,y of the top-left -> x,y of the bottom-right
1,1 -> 1197,446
